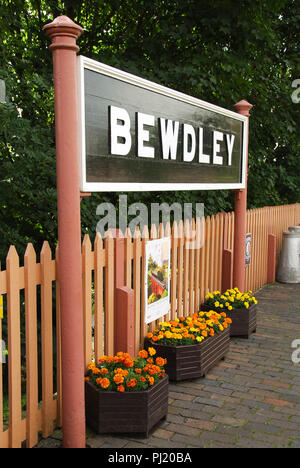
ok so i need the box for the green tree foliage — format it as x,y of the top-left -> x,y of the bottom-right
0,0 -> 299,261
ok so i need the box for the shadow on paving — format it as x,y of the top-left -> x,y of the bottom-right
35,282 -> 300,449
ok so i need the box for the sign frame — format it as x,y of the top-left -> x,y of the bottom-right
77,55 -> 248,192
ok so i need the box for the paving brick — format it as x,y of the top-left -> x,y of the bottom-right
184,418 -> 215,431
251,431 -> 292,447
211,415 -> 246,427
262,379 -> 290,389
221,382 -> 248,392
124,441 -> 150,448
166,423 -> 200,437
169,391 -> 194,401
203,385 -> 233,396
199,430 -> 237,445
242,422 -> 283,435
264,398 -> 294,408
193,396 -> 223,407
171,433 -> 205,447
166,413 -> 185,424
151,428 -> 174,440
148,437 -> 186,448
235,438 -> 273,448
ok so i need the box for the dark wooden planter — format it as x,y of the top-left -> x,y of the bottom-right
200,303 -> 257,338
144,327 -> 230,381
85,375 -> 169,437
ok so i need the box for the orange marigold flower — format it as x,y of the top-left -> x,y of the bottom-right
84,377 -> 90,382
117,385 -> 125,392
147,333 -> 153,339
100,378 -> 110,389
124,358 -> 134,368
140,376 -> 146,382
92,367 -> 101,375
97,357 -> 107,364
155,357 -> 165,367
209,329 -> 214,336
126,378 -> 137,388
147,358 -> 153,364
100,368 -> 108,375
202,330 -> 208,337
135,368 -> 142,374
113,373 -> 124,385
138,349 -> 148,359
152,336 -> 158,342
147,376 -> 154,386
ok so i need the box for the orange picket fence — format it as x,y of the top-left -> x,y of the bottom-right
0,202 -> 299,448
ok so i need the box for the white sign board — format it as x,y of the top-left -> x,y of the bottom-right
144,237 -> 170,324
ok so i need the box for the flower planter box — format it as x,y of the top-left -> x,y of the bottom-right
200,303 -> 257,338
144,327 -> 230,381
85,375 -> 169,437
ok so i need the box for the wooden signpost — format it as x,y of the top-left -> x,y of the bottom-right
44,15 -> 252,448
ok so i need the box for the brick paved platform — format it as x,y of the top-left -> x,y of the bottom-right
36,282 -> 300,448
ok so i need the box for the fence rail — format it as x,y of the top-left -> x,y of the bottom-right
0,202 -> 299,448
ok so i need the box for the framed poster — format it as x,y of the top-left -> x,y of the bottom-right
145,237 -> 170,324
245,233 -> 252,266
78,56 -> 248,192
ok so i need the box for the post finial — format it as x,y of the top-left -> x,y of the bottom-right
234,100 -> 253,117
43,15 -> 83,52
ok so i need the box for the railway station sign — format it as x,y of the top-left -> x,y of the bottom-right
78,56 -> 248,192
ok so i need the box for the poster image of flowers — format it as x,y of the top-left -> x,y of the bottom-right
145,237 -> 170,324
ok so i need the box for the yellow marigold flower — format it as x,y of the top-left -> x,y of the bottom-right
214,301 -> 220,308
148,347 -> 156,356
228,305 -> 233,311
244,302 -> 249,309
196,336 -> 204,342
